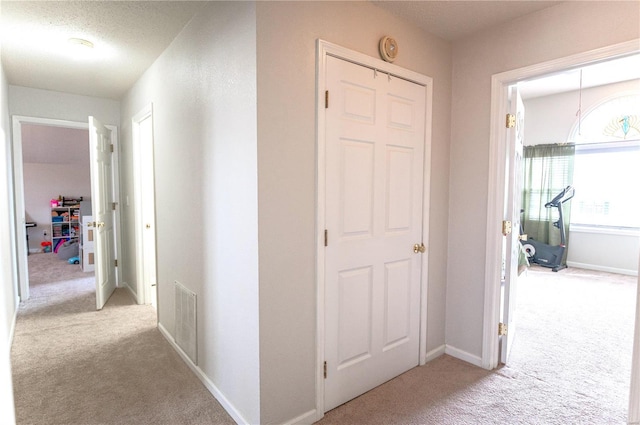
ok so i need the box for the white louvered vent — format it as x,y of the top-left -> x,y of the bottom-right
174,280 -> 197,365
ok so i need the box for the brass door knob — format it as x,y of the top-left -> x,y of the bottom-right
413,243 -> 426,254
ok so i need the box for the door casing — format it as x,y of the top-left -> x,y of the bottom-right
483,38 -> 640,417
315,39 -> 433,422
10,116 -> 121,301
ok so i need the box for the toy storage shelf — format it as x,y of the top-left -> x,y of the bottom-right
50,206 -> 80,252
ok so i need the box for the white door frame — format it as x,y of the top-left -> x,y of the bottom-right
132,103 -> 158,307
482,39 -> 640,416
315,39 -> 433,421
630,249 -> 640,424
11,115 -> 121,301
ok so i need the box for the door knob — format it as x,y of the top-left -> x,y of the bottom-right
413,243 -> 426,254
96,222 -> 105,228
146,224 -> 151,229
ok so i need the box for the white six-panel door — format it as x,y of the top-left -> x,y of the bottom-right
89,116 -> 117,310
324,55 -> 426,411
500,87 -> 525,364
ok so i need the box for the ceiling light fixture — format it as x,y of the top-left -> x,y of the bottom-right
67,37 -> 94,49
65,37 -> 96,60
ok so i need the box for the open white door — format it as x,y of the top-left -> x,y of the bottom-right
10,120 -> 29,301
500,86 -> 525,364
89,116 -> 117,310
323,55 -> 426,411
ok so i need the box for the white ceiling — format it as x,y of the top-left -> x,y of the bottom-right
1,1 -> 637,103
6,1 -> 637,168
1,0 -> 569,101
0,1 -> 206,100
517,54 -> 640,99
371,1 -> 561,42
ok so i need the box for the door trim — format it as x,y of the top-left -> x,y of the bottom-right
11,115 -> 121,301
315,39 -> 433,421
483,37 -> 640,370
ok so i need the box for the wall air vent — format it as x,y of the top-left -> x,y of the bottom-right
174,280 -> 197,365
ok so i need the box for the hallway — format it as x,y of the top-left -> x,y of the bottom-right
10,255 -> 637,424
10,254 -> 233,425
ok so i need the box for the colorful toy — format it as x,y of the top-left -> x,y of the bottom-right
68,256 -> 80,265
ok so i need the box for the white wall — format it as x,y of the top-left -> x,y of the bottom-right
524,79 -> 640,145
568,229 -> 639,275
256,2 -> 451,422
120,2 -> 260,423
121,2 -> 452,423
4,77 -> 119,425
448,1 -> 640,361
0,60 -> 17,425
524,80 -> 640,275
8,86 -> 120,126
24,163 -> 91,252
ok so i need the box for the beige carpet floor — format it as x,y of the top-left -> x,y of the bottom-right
319,266 -> 637,425
12,253 -> 234,425
12,255 -> 637,424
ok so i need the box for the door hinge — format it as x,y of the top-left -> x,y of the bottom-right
324,361 -> 327,379
110,143 -> 114,153
112,202 -> 118,211
498,322 -> 508,336
325,90 -> 329,109
114,259 -> 118,267
502,220 -> 512,236
506,114 -> 516,128
324,229 -> 328,247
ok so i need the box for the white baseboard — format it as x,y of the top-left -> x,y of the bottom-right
425,344 -> 446,363
445,344 -> 483,368
282,409 -> 318,425
9,299 -> 17,347
157,323 -> 249,425
567,261 -> 638,277
122,282 -> 139,304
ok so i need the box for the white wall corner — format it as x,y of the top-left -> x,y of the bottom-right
121,282 -> 139,304
425,344 -> 446,363
157,323 -> 249,425
445,344 -> 483,368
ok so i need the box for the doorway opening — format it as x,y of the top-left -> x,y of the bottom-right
19,122 -> 97,305
11,116 -> 121,307
511,62 -> 639,420
484,40 -> 640,422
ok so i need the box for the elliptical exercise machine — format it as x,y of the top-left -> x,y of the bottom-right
521,185 -> 575,272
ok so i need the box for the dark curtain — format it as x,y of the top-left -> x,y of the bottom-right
522,144 -> 575,254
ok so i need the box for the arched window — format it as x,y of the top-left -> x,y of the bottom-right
569,93 -> 640,229
569,93 -> 640,143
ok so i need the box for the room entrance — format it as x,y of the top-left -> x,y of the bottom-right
484,40 -> 640,422
11,115 -> 120,308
